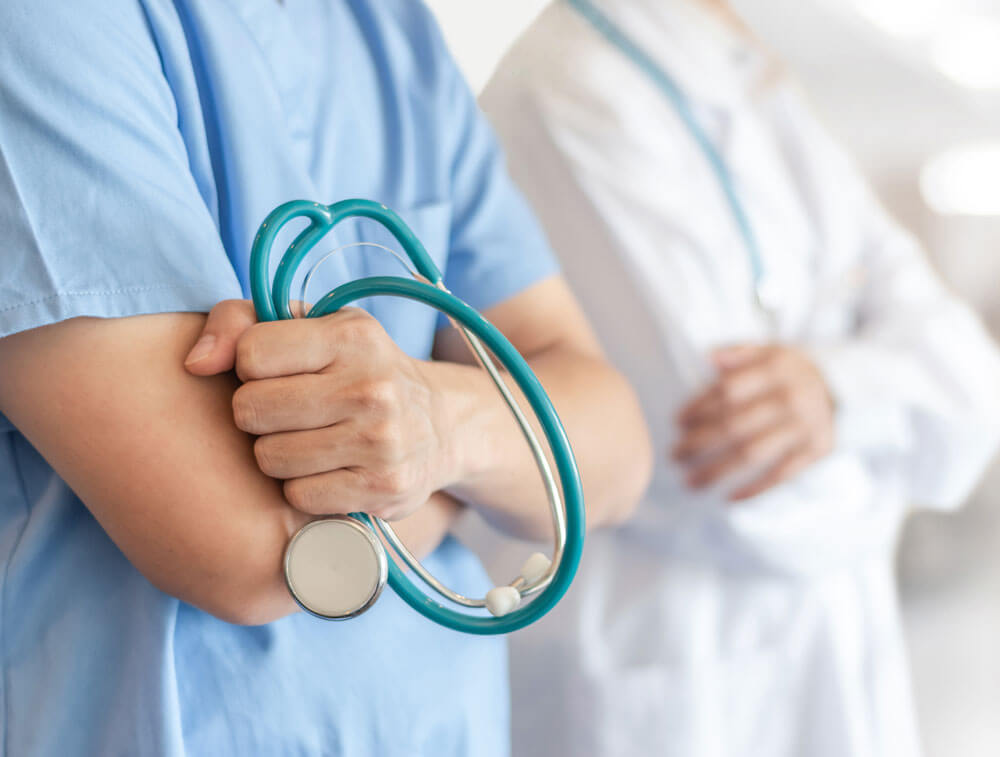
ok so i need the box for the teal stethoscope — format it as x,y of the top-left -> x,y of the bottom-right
568,0 -> 776,319
251,199 -> 584,635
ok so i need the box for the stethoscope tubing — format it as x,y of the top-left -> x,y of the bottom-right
567,0 -> 770,310
250,198 -> 585,634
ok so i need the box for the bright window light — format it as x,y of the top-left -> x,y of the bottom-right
920,143 -> 1000,216
850,0 -> 947,39
930,15 -> 1000,90
423,0 -> 548,93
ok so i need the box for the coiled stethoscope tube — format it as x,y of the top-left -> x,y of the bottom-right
250,198 -> 585,635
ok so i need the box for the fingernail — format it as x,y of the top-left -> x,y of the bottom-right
185,334 -> 216,365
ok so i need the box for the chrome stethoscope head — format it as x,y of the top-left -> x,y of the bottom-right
284,516 -> 388,620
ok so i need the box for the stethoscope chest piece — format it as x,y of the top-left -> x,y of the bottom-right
284,517 -> 389,620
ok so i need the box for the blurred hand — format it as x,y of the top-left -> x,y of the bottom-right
184,299 -> 449,521
672,344 -> 834,501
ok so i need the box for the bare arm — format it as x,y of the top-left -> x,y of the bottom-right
0,274 -> 647,628
432,277 -> 652,537
0,312 -> 457,625
187,277 -> 652,543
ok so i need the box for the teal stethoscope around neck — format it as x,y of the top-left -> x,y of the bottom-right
567,0 -> 776,320
251,199 -> 584,635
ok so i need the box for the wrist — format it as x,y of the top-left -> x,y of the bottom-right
413,359 -> 486,491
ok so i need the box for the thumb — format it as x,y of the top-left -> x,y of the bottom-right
184,299 -> 258,376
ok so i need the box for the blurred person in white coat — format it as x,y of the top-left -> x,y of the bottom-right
472,1 -> 1000,754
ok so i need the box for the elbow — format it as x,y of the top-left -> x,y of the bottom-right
585,386 -> 654,530
189,582 -> 296,627
209,589 -> 295,627
596,429 -> 653,528
149,562 -> 297,627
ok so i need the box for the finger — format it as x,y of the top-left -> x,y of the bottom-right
283,464 -> 421,520
728,448 -> 814,501
254,425 -> 360,479
235,307 -> 376,382
184,299 -> 257,375
712,343 -> 770,371
686,422 -> 801,489
679,364 -> 777,426
255,418 -> 410,480
232,373 -> 355,435
672,392 -> 787,462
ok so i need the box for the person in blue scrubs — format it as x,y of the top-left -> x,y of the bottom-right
0,1 -> 652,755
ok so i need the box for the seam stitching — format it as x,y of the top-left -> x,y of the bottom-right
0,283 -> 234,315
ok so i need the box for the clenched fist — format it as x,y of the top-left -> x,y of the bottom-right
185,300 -> 451,520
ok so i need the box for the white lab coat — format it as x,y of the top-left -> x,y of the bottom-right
469,1 -> 1000,755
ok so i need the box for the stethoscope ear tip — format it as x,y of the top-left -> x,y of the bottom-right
485,553 -> 554,617
519,552 -> 552,585
486,586 -> 522,617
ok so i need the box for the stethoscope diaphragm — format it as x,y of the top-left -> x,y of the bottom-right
284,516 -> 388,620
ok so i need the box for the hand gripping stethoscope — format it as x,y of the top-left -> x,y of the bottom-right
568,0 -> 777,321
250,198 -> 585,635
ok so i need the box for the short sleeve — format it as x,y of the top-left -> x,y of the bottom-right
419,13 -> 559,313
0,0 -> 242,340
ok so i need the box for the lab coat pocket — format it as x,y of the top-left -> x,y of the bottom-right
340,200 -> 453,359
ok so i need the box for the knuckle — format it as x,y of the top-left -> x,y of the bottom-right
284,479 -> 319,513
253,437 -> 283,477
232,387 -> 259,432
300,318 -> 331,358
212,298 -> 245,319
364,421 -> 404,458
341,310 -> 381,340
371,466 -> 411,498
357,378 -> 399,414
236,333 -> 265,380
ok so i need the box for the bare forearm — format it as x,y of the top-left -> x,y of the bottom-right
424,346 -> 651,540
176,278 -> 650,557
0,313 -> 318,625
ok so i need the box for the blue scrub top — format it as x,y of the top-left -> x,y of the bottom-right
0,1 -> 557,755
